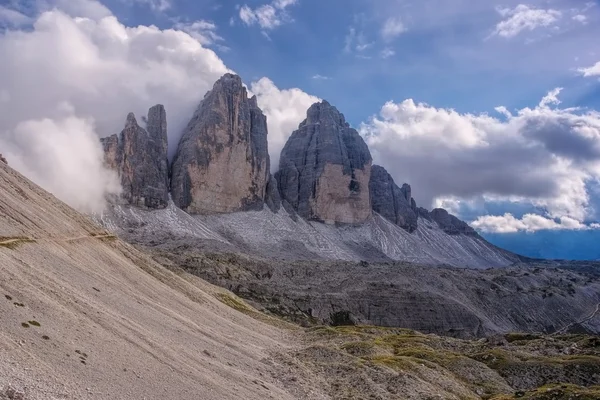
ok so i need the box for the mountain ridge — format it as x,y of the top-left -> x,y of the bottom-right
98,73 -> 514,268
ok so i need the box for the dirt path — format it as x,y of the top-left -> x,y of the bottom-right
553,303 -> 600,335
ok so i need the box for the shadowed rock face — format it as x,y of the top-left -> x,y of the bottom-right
0,154 -> 6,164
276,101 -> 372,224
369,165 -> 418,232
429,208 -> 478,236
101,105 -> 169,209
170,73 -> 270,214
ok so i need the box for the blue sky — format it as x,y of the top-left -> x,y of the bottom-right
1,0 -> 600,259
95,0 -> 600,123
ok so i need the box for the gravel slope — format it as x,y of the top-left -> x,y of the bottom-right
0,162 -> 320,400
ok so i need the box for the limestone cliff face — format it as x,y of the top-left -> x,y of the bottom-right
100,105 -> 169,209
369,165 -> 418,232
170,73 -> 270,214
276,101 -> 372,224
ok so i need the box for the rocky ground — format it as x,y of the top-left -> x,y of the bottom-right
274,326 -> 600,400
144,246 -> 600,338
2,161 -> 600,399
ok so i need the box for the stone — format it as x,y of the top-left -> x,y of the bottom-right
170,73 -> 270,214
265,174 -> 281,213
430,208 -> 478,236
369,165 -> 418,232
0,154 -> 6,164
276,101 -> 372,224
100,105 -> 169,209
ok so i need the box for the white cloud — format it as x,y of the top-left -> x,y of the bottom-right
0,115 -> 121,213
49,0 -> 113,19
572,14 -> 587,24
0,5 -> 32,27
311,74 -> 330,80
471,213 -> 593,233
173,19 -> 224,46
579,61 -> 600,77
381,17 -> 406,41
123,0 -> 172,12
344,27 -> 373,54
250,78 -> 319,170
493,4 -> 561,38
0,4 -> 230,210
360,89 -> 600,226
380,48 -> 395,59
538,87 -> 562,108
0,1 -> 317,211
239,0 -> 297,30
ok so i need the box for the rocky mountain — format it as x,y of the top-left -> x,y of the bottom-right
170,73 -> 270,214
0,153 -> 6,164
276,101 -> 372,224
101,105 -> 169,209
96,73 -> 516,269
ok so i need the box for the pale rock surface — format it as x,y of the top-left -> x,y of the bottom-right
276,101 -> 372,224
100,105 -> 169,209
170,74 -> 270,214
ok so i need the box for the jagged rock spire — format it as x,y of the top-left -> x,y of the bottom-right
170,73 -> 271,214
276,100 -> 372,224
100,105 -> 169,209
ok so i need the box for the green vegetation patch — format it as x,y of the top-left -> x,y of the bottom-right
215,292 -> 295,329
490,384 -> 600,400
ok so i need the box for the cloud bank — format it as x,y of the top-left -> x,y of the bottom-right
361,89 -> 600,232
0,1 -> 313,211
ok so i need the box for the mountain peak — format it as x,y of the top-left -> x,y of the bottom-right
277,100 -> 372,224
170,73 -> 270,214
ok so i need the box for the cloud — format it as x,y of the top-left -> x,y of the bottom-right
0,1 -> 317,211
381,17 -> 406,41
311,74 -> 330,80
0,4 -> 230,210
0,115 -> 121,213
173,19 -> 225,47
48,0 -> 113,19
579,61 -> 600,77
380,48 -> 395,59
238,0 -> 297,30
0,5 -> 32,27
360,89 -> 600,226
471,213 -> 593,233
122,0 -> 172,12
344,26 -> 373,54
493,4 -> 561,38
572,14 -> 587,24
250,78 -> 319,171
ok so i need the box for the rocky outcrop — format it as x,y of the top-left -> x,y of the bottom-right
0,154 -> 6,164
100,105 -> 169,209
276,101 -> 372,224
170,74 -> 270,214
429,208 -> 478,236
369,165 -> 418,232
265,174 -> 281,213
